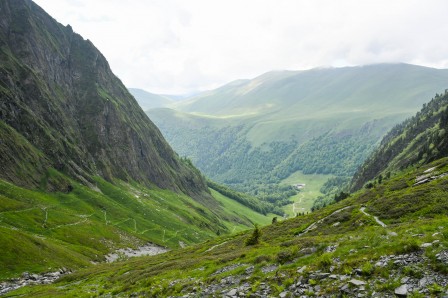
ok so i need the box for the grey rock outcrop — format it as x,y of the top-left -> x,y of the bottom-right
0,0 -> 212,203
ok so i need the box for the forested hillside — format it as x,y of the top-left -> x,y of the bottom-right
351,90 -> 448,190
148,65 -> 448,205
148,108 -> 298,207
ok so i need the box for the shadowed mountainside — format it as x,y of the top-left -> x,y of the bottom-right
0,0 -> 211,202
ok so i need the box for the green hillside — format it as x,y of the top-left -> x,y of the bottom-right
148,64 -> 448,208
128,88 -> 173,110
9,157 -> 448,297
0,172 -> 269,279
351,90 -> 448,191
176,65 -> 448,121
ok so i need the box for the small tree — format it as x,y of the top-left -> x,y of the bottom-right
245,225 -> 261,246
365,182 -> 374,189
272,217 -> 277,224
334,191 -> 349,202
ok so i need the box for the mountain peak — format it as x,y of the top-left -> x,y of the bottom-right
0,0 -> 210,200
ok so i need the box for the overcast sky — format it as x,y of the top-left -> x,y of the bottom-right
33,0 -> 448,94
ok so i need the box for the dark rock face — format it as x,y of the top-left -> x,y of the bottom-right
0,0 -> 210,200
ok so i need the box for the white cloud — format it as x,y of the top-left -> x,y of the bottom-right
34,0 -> 448,94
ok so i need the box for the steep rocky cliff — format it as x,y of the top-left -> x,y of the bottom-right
0,0 -> 210,201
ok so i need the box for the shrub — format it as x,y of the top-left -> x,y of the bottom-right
428,283 -> 444,295
361,261 -> 374,276
276,249 -> 294,264
408,291 -> 425,298
403,265 -> 423,278
318,253 -> 333,269
245,225 -> 261,246
254,254 -> 271,263
397,238 -> 420,254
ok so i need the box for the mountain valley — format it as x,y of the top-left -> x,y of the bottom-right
0,0 -> 448,297
145,64 -> 448,213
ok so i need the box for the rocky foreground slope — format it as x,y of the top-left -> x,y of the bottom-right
5,158 -> 448,296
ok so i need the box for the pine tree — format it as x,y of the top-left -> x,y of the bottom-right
245,225 -> 261,246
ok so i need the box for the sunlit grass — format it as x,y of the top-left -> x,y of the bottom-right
281,171 -> 333,216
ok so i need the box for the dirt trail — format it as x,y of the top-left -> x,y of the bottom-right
298,206 -> 352,236
205,241 -> 229,252
360,207 -> 387,227
292,194 -> 304,216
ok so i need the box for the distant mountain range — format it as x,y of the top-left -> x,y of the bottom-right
145,64 -> 448,197
128,88 -> 174,110
128,88 -> 200,110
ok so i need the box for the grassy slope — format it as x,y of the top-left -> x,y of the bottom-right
0,173 -> 268,280
174,64 -> 448,146
280,171 -> 333,216
181,64 -> 448,112
149,64 -> 448,148
209,189 -> 271,232
10,158 -> 448,297
0,122 -> 44,184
